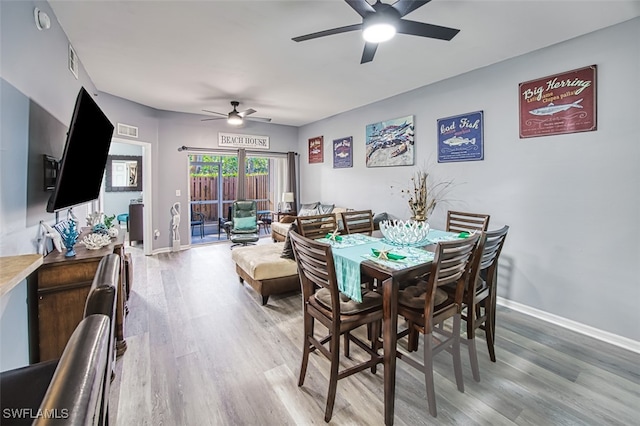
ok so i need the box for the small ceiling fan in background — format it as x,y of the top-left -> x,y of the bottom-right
292,0 -> 460,64
202,101 -> 272,125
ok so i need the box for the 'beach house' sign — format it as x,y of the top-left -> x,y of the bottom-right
218,132 -> 270,149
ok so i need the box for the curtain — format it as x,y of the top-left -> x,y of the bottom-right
287,151 -> 297,211
272,157 -> 287,212
236,148 -> 246,200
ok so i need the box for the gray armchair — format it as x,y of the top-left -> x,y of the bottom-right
229,200 -> 260,248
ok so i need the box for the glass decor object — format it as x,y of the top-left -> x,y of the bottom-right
54,220 -> 80,257
379,219 -> 430,246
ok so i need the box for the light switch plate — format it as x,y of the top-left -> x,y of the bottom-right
175,190 -> 181,196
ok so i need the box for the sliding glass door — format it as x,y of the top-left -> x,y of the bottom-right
189,152 -> 287,243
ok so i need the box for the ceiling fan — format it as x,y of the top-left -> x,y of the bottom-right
202,101 -> 272,125
292,0 -> 460,64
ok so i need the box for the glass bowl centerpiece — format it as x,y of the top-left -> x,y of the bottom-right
379,219 -> 430,246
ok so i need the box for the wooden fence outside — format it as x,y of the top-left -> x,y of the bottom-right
190,175 -> 271,221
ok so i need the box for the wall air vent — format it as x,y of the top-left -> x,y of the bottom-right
117,123 -> 139,138
68,43 -> 78,79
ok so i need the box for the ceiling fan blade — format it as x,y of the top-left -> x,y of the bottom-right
239,108 -> 256,118
396,19 -> 460,41
202,109 -> 227,117
345,0 -> 376,18
360,42 -> 378,64
292,23 -> 362,42
201,117 -> 225,122
392,0 -> 432,17
246,116 -> 272,123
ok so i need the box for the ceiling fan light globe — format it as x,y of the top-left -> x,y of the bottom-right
227,115 -> 243,126
363,22 -> 396,43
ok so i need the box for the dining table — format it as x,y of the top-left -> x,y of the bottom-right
316,228 -> 465,425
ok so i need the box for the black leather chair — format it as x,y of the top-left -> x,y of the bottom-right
0,254 -> 119,426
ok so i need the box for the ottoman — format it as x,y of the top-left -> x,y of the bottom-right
231,242 -> 300,305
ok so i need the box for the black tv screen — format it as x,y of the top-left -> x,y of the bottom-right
46,87 -> 114,213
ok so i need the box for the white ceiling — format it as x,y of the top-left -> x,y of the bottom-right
48,0 -> 639,127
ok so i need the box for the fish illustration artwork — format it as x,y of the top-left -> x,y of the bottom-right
443,136 -> 476,147
529,98 -> 583,116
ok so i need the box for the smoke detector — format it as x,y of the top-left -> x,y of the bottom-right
34,8 -> 51,31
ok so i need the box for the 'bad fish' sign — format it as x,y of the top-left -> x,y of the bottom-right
519,65 -> 597,138
437,111 -> 484,163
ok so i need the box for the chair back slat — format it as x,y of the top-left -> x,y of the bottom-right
480,226 -> 509,271
296,214 -> 338,240
341,210 -> 374,235
446,210 -> 490,234
423,233 -> 481,330
480,225 -> 509,278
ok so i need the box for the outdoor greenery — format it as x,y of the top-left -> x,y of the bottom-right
189,155 -> 269,177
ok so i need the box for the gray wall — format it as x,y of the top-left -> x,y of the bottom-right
298,18 -> 640,341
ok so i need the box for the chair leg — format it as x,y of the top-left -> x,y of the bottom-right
452,313 -> 465,393
407,322 -> 419,352
344,332 -> 350,358
485,297 -> 497,362
298,314 -> 313,387
324,331 -> 341,422
423,332 -> 437,417
467,337 -> 480,382
371,320 -> 381,374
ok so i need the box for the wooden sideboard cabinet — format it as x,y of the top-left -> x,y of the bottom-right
28,231 -> 128,363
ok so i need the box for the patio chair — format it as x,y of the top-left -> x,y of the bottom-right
191,211 -> 205,238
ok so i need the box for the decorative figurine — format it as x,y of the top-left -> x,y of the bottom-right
54,220 -> 80,257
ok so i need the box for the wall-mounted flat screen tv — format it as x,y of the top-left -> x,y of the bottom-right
46,87 -> 114,213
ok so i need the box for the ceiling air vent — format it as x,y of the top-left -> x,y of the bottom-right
117,123 -> 139,138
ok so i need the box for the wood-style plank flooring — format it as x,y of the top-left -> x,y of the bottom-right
110,239 -> 640,425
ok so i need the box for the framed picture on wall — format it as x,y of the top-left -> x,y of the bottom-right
308,136 -> 323,163
437,111 -> 484,163
365,115 -> 414,167
519,65 -> 597,138
333,136 -> 353,168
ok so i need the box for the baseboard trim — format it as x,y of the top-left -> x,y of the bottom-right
497,297 -> 640,354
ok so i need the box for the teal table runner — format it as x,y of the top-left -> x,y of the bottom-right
317,230 -> 457,303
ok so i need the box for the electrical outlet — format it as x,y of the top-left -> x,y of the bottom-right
175,190 -> 181,196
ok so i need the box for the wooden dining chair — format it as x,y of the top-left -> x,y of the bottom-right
288,231 -> 383,422
459,225 -> 510,380
341,210 -> 374,235
396,233 -> 482,417
446,210 -> 490,234
296,213 -> 338,240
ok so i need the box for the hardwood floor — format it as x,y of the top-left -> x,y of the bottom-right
110,241 -> 640,425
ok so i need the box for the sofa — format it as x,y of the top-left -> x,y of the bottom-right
0,254 -> 119,426
271,202 -> 351,242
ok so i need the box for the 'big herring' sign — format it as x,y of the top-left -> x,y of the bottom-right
218,133 -> 270,150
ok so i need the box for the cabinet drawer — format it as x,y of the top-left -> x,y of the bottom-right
38,259 -> 100,290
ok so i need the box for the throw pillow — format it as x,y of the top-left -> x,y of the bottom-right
298,202 -> 320,217
235,216 -> 257,230
318,203 -> 335,214
281,222 -> 299,260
